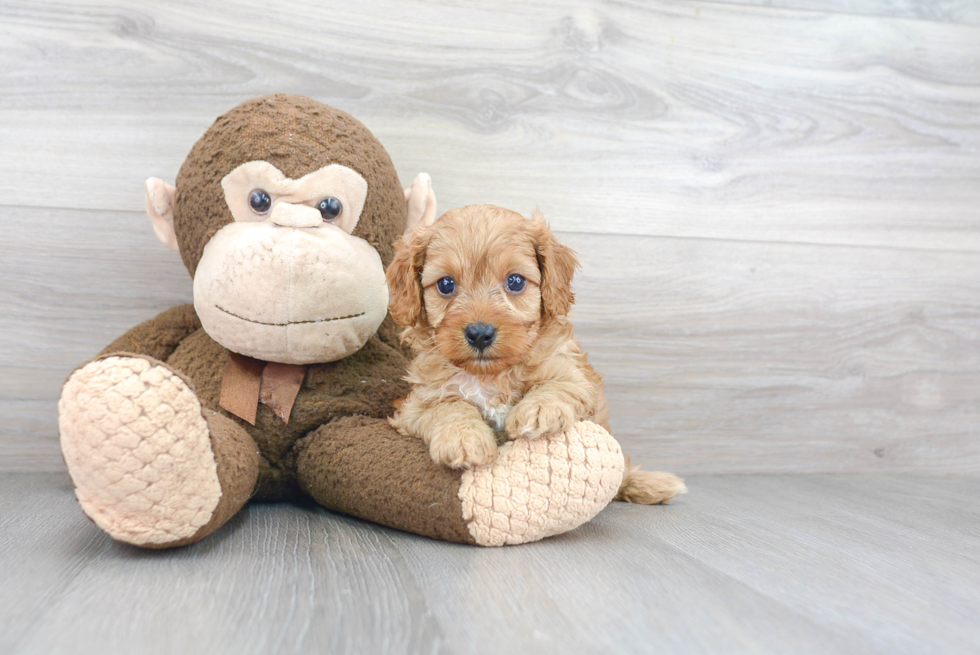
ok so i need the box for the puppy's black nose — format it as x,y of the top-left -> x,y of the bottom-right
464,323 -> 497,352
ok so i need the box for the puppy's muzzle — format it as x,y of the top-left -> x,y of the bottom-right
464,323 -> 497,352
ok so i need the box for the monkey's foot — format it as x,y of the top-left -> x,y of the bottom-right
459,421 -> 625,546
59,355 -> 258,548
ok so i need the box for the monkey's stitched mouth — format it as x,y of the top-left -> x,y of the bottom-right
216,305 -> 365,326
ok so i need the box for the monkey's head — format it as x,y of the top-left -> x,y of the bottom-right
144,94 -> 418,365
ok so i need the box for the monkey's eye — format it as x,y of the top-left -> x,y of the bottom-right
249,189 -> 272,215
506,274 -> 526,293
437,277 -> 456,296
317,197 -> 343,221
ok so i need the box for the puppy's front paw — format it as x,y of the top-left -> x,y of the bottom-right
506,397 -> 576,440
429,421 -> 498,469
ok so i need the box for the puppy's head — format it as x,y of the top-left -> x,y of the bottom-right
387,205 -> 578,375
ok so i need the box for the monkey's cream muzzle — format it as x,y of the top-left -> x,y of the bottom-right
192,160 -> 386,365
194,221 -> 388,364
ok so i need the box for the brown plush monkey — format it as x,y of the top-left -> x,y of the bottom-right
58,94 -> 625,548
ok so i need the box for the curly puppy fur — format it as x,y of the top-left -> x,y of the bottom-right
386,205 -> 685,504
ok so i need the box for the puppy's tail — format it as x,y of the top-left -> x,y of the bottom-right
615,457 -> 687,505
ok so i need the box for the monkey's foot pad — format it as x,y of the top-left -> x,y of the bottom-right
459,421 -> 625,546
59,356 -> 221,546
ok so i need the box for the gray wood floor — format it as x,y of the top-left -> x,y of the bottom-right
2,472 -> 978,655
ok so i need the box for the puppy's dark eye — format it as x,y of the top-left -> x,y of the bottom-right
249,189 -> 272,214
437,277 -> 456,296
506,274 -> 526,293
317,197 -> 343,221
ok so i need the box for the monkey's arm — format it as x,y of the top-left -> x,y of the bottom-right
99,304 -> 202,361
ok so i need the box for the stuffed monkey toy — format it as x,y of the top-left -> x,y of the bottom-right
57,95 -> 625,548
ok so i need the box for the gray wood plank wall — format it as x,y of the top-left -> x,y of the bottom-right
2,0 -> 978,473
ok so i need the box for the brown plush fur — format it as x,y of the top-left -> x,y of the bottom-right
295,415 -> 477,544
174,94 -> 405,275
386,205 -> 686,504
162,322 -> 412,500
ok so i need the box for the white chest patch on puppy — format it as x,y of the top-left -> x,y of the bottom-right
451,371 -> 511,433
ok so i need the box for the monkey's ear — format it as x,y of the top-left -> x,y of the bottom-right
145,177 -> 179,252
403,173 -> 437,238
530,210 -> 579,318
386,229 -> 429,328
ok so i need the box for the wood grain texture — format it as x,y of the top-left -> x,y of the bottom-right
1,206 -> 191,470
709,0 -> 980,25
565,232 -> 980,474
0,0 -> 978,249
4,472 -> 979,654
0,474 -> 113,652
2,0 -> 979,473
630,475 -> 980,654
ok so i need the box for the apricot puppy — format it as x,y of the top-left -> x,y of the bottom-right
387,205 -> 685,504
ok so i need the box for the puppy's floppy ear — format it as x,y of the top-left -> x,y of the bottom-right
530,210 -> 579,317
386,228 -> 429,327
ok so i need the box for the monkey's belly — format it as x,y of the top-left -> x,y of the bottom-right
165,327 -> 411,491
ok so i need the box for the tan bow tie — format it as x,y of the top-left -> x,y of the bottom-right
219,352 -> 307,425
